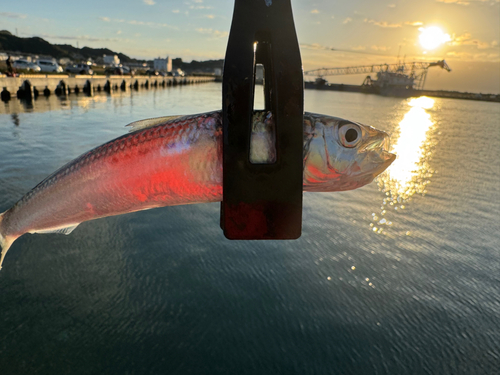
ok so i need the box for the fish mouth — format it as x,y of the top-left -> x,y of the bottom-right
344,150 -> 394,190
370,150 -> 396,178
357,150 -> 395,181
382,150 -> 396,167
364,130 -> 396,172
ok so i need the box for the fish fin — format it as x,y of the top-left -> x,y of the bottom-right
126,115 -> 184,133
32,224 -> 80,235
0,211 -> 17,270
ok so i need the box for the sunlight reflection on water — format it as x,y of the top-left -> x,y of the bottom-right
0,92 -> 111,115
372,97 -> 437,234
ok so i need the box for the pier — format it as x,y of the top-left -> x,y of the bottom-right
0,74 -> 216,101
304,81 -> 500,103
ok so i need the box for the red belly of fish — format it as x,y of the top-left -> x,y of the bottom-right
3,124 -> 223,238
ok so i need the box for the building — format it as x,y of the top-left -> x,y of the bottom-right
154,56 -> 172,72
103,55 -> 120,66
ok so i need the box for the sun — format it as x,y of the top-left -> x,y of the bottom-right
418,26 -> 451,50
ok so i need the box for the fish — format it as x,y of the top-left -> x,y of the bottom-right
0,110 -> 395,269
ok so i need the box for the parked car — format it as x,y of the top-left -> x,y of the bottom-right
65,63 -> 93,75
12,59 -> 41,72
145,69 -> 159,76
104,66 -> 124,75
37,60 -> 63,73
121,66 -> 135,75
27,63 -> 41,72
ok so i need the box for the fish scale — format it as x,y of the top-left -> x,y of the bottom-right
0,111 -> 395,269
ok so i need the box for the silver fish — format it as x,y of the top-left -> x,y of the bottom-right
0,110 -> 395,269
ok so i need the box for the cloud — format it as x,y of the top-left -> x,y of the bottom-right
300,43 -> 327,50
343,17 -> 352,24
195,28 -> 228,39
203,15 -> 215,19
387,4 -> 396,7
405,21 -> 423,26
143,0 -> 156,5
116,30 -> 122,35
36,33 -> 125,43
435,0 -> 499,4
436,0 -> 470,5
452,33 -> 495,49
311,9 -> 320,14
190,5 -> 213,9
300,43 -> 393,57
0,12 -> 27,19
445,51 -> 500,62
371,45 -> 391,51
364,18 -> 401,28
172,10 -> 180,13
98,16 -> 178,30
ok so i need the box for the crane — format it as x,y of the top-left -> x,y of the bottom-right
304,60 -> 451,90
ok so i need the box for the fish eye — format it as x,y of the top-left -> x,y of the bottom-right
339,124 -> 361,148
345,128 -> 357,142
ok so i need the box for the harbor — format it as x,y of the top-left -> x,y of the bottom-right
304,60 -> 500,103
2,73 -> 497,104
304,80 -> 500,102
0,74 -> 215,101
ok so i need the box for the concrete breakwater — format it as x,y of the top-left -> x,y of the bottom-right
304,81 -> 500,102
0,74 -> 215,101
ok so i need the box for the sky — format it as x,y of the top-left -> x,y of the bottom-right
1,0 -> 499,93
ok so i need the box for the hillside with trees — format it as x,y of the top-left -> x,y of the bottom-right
0,30 -> 224,73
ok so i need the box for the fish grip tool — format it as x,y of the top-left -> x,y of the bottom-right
221,0 -> 304,239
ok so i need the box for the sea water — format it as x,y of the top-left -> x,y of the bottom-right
0,83 -> 499,374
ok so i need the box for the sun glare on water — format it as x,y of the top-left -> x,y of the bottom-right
388,97 -> 435,187
419,26 -> 451,50
371,97 -> 438,235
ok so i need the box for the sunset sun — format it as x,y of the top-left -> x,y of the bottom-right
418,26 -> 451,50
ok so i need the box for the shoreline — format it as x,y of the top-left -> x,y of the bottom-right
304,81 -> 500,103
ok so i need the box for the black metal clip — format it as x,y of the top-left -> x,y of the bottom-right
221,0 -> 304,239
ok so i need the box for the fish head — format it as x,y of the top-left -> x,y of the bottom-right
303,113 -> 396,192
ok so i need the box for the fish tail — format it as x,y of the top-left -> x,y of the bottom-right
0,211 -> 17,270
